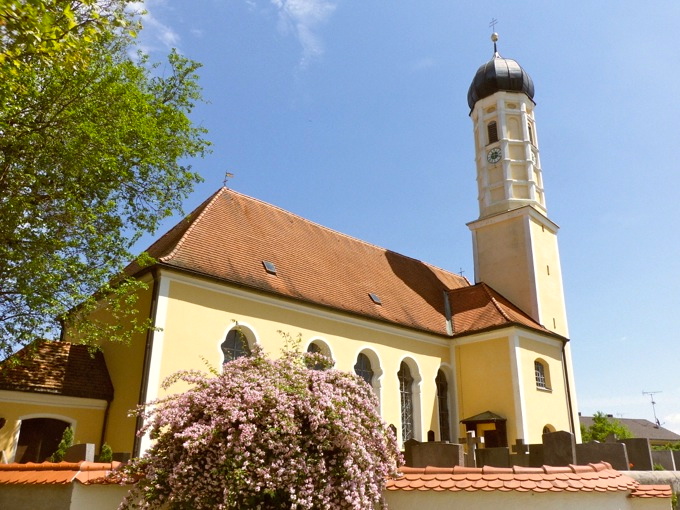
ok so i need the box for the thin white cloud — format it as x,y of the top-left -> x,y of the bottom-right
128,0 -> 181,53
662,413 -> 680,434
270,0 -> 337,67
411,57 -> 436,72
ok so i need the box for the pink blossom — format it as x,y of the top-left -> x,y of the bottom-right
120,346 -> 402,509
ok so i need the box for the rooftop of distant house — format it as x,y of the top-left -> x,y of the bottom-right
579,414 -> 680,444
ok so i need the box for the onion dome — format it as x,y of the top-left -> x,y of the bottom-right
467,33 -> 535,111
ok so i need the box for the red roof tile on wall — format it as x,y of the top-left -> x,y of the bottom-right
385,462 -> 672,498
0,461 -> 124,485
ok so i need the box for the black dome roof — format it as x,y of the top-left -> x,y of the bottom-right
467,52 -> 535,110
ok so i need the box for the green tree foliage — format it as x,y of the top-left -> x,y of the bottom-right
49,426 -> 74,462
581,412 -> 633,442
99,443 -> 113,463
0,0 -> 130,72
0,1 -> 210,356
652,442 -> 680,451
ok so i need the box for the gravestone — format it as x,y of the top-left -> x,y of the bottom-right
112,452 -> 131,463
673,450 -> 680,470
543,430 -> 576,466
651,450 -> 676,470
576,441 -> 629,470
528,443 -> 544,467
477,447 -> 510,468
403,438 -> 420,467
620,438 -> 653,471
459,431 -> 483,467
510,439 -> 530,467
64,443 -> 95,462
406,441 -> 466,468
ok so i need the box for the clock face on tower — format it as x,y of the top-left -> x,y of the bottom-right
487,147 -> 502,164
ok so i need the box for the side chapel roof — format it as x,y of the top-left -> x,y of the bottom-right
130,187 -> 556,339
0,341 -> 113,401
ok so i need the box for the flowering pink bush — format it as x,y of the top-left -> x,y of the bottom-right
121,347 -> 401,509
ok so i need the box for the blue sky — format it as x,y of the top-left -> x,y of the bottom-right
135,0 -> 680,434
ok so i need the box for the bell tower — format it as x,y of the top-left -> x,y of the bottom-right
467,34 -> 568,338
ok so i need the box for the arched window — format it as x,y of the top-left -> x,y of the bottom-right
436,370 -> 451,442
398,362 -> 414,442
16,418 -> 70,463
534,360 -> 549,389
306,341 -> 328,370
222,328 -> 252,364
487,121 -> 499,144
354,353 -> 374,385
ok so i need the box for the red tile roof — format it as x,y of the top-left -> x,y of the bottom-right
0,461 -> 125,485
449,283 -> 556,337
0,341 -> 113,401
131,188 -> 553,338
385,462 -> 671,498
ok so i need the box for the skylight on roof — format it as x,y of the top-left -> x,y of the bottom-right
262,260 -> 277,275
368,293 -> 382,305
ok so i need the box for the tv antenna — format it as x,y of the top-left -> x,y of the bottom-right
642,391 -> 662,427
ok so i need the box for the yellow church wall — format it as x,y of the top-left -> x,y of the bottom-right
527,217 -> 568,337
516,335 -> 574,442
0,392 -> 106,462
146,271 -> 453,445
454,335 -> 519,442
471,215 -> 534,320
63,275 -> 155,455
453,331 -> 575,445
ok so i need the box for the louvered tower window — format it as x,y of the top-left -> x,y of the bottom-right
487,121 -> 499,144
436,370 -> 451,442
398,362 -> 414,442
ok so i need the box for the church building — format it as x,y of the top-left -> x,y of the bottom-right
0,35 -> 581,463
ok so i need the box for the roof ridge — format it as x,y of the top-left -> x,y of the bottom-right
218,188 -> 467,283
480,282 -> 513,323
159,187 -> 229,263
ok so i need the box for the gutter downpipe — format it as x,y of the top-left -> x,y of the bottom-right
133,268 -> 162,458
99,398 -> 112,455
561,339 -> 576,435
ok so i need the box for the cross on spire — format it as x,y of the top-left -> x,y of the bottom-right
489,19 -> 499,54
223,171 -> 235,188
